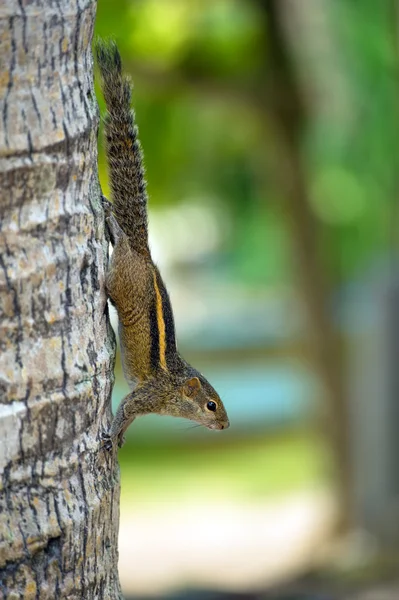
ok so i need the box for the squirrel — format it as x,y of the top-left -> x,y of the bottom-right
95,40 -> 230,450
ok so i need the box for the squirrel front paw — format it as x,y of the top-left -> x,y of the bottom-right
101,430 -> 126,451
101,430 -> 114,451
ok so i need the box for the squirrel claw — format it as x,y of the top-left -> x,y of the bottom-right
101,431 -> 114,451
101,195 -> 113,212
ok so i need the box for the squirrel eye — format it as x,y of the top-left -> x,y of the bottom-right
206,401 -> 217,412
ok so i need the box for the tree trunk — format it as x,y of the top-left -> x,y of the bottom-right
0,1 -> 121,597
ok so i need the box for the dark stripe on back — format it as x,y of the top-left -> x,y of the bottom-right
149,295 -> 160,372
155,269 -> 177,367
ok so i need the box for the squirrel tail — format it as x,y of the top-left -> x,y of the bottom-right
95,39 -> 150,257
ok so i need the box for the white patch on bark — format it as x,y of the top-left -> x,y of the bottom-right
0,402 -> 26,472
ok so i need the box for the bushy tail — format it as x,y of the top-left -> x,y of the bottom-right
95,39 -> 149,257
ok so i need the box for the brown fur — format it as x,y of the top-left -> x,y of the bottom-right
96,40 -> 230,450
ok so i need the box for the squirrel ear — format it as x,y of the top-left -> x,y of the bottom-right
183,377 -> 201,397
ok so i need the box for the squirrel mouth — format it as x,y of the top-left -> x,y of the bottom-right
209,421 -> 229,431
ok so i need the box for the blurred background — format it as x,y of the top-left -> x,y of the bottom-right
95,0 -> 399,598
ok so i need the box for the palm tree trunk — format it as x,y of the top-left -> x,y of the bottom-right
0,0 -> 121,596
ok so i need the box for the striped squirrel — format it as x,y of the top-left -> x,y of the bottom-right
96,40 -> 230,449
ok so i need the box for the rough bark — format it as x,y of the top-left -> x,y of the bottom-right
0,0 -> 121,598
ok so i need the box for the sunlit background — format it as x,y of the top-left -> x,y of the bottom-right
95,1 -> 399,598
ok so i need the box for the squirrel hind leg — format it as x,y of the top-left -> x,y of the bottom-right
102,195 -> 124,247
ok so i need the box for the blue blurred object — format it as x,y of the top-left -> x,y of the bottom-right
113,360 -> 317,440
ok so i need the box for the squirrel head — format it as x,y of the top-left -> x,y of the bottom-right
176,369 -> 230,431
148,364 -> 229,430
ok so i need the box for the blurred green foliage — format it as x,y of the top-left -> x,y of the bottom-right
119,429 -> 327,507
95,0 -> 397,288
95,0 -> 398,527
